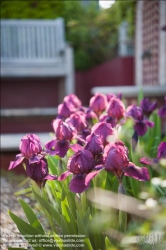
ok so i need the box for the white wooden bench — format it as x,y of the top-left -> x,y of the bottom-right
91,85 -> 166,97
1,133 -> 53,152
1,18 -> 75,99
1,19 -> 75,151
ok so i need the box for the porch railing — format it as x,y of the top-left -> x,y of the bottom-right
1,18 -> 65,63
1,18 -> 75,96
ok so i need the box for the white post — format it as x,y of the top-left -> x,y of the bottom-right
135,1 -> 143,86
159,1 -> 166,86
64,44 -> 75,95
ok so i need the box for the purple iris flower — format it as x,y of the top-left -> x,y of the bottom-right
158,105 -> 166,117
126,105 -> 144,120
117,92 -> 122,100
106,94 -> 116,102
89,93 -> 108,116
103,140 -> 150,182
58,150 -> 101,193
140,142 -> 166,165
106,93 -> 122,102
107,97 -> 125,120
58,101 -> 76,119
88,122 -> 114,146
99,114 -> 117,128
64,94 -> 82,108
66,111 -> 87,132
126,105 -> 154,136
158,142 -> 166,158
85,108 -> 98,127
85,134 -> 104,159
9,134 -> 46,170
79,128 -> 91,141
25,158 -> 57,188
45,119 -> 77,158
140,97 -> 157,117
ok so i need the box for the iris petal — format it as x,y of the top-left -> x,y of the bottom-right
54,140 -> 70,158
58,170 -> 72,181
69,171 -> 101,193
29,154 -> 43,164
8,156 -> 24,170
123,162 -> 150,181
45,139 -> 56,150
70,143 -> 83,153
134,122 -> 147,136
44,174 -> 58,180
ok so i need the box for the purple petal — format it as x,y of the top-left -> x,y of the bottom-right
150,102 -> 157,111
144,120 -> 154,128
43,174 -> 58,180
47,140 -> 70,158
75,136 -> 86,144
26,159 -> 49,181
70,143 -> 83,152
94,164 -> 104,170
45,149 -> 58,156
69,175 -> 88,193
158,106 -> 166,117
8,156 -> 24,170
140,157 -> 153,165
134,122 -> 147,136
69,171 -> 101,193
123,162 -> 150,181
85,171 -> 101,185
54,140 -> 70,158
29,154 -> 43,164
140,157 -> 158,165
26,164 -> 34,178
45,139 -> 56,150
58,170 -> 72,181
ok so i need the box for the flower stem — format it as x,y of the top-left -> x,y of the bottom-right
118,183 -> 127,232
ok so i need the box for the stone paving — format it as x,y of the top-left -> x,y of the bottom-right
0,173 -> 45,250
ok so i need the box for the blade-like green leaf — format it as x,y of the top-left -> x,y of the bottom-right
81,192 -> 86,213
105,236 -> 116,249
8,248 -> 27,250
9,210 -> 60,250
14,187 -> 32,196
129,177 -> 139,198
76,210 -> 87,235
84,238 -> 93,250
32,189 -> 62,226
60,218 -> 73,250
61,198 -> 77,234
47,155 -> 59,175
8,210 -> 44,250
66,191 -> 77,219
137,88 -> 144,106
83,208 -> 91,236
53,233 -> 63,250
19,199 -> 45,233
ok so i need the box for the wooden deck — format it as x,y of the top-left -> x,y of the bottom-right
1,18 -> 75,96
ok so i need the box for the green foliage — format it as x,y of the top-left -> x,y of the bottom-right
8,90 -> 166,249
115,0 -> 136,37
1,0 -> 64,19
1,0 -> 136,70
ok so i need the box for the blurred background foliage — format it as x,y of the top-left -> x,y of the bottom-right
1,0 -> 136,70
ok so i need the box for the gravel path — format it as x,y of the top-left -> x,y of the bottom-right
0,171 -> 46,250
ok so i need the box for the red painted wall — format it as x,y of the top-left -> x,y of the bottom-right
75,56 -> 134,105
1,77 -> 60,109
1,56 -> 134,133
1,57 -> 134,109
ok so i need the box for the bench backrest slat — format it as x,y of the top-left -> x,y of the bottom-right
1,19 -> 65,62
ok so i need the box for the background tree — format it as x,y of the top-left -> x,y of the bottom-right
1,0 -> 136,70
